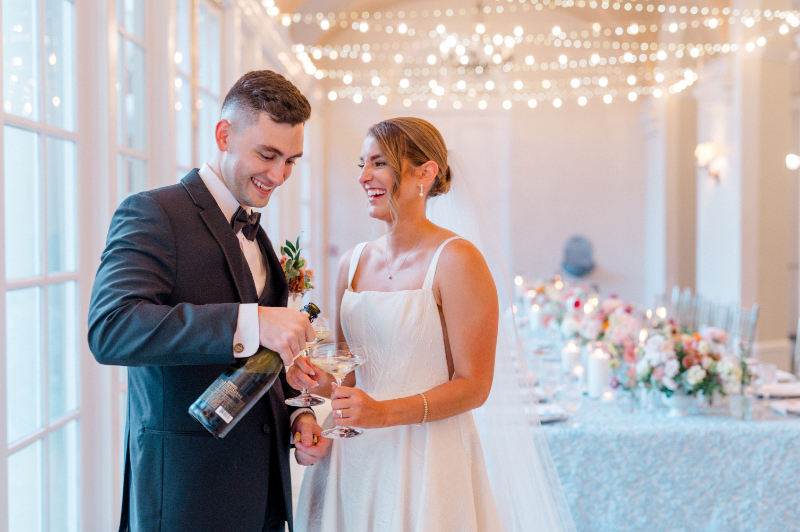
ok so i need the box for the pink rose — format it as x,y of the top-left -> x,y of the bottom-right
653,366 -> 665,380
701,327 -> 729,345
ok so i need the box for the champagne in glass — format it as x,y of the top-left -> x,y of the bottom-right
286,317 -> 333,407
309,343 -> 367,438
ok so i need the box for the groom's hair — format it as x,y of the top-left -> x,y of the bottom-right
220,70 -> 311,127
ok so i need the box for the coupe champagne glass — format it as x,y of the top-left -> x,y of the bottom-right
285,317 -> 333,407
309,343 -> 367,438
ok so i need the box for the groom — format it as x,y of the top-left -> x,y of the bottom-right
88,70 -> 330,532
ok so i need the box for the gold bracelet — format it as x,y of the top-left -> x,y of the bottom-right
417,393 -> 428,426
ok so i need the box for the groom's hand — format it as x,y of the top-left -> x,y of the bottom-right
257,306 -> 315,366
293,413 -> 330,466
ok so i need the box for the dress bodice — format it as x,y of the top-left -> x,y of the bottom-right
339,237 -> 461,396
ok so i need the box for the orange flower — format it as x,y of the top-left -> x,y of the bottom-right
305,269 -> 314,280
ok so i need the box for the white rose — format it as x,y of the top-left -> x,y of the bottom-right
560,314 -> 580,338
664,359 -> 680,378
660,350 -> 677,363
645,335 -> 666,352
686,366 -> 707,385
580,318 -> 603,341
698,341 -> 710,355
662,376 -> 678,390
636,358 -> 651,377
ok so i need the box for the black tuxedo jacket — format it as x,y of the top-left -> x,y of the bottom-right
88,170 -> 301,532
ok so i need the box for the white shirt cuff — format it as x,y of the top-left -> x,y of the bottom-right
233,303 -> 260,358
289,408 -> 315,435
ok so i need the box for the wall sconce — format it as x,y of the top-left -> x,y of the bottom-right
694,142 -> 724,180
786,154 -> 800,171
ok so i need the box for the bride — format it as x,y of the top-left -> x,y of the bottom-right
288,117 -> 574,532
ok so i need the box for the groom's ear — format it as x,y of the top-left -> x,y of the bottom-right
214,119 -> 231,152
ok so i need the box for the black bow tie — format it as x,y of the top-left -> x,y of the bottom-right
231,206 -> 261,241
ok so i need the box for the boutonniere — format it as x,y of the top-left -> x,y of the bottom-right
280,235 -> 314,300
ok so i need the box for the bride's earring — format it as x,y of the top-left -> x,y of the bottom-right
419,184 -> 424,197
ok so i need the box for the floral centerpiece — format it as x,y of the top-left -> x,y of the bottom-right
280,236 -> 314,301
634,325 -> 729,416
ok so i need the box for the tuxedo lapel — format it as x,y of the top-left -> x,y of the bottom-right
257,230 -> 289,307
181,170 -> 259,304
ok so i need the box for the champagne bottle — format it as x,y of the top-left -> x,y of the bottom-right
189,302 -> 321,438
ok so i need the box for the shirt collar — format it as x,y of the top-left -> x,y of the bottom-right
197,163 -> 252,224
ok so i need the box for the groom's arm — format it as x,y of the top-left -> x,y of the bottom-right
88,193 -> 238,367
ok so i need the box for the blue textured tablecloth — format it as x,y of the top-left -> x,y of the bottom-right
542,398 -> 800,532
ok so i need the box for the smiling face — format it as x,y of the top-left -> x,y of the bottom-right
358,135 -> 421,223
217,112 -> 304,209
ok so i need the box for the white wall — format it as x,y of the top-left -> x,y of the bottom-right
508,101 -> 648,303
322,99 -> 648,306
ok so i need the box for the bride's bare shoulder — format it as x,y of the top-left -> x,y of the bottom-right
436,237 -> 491,279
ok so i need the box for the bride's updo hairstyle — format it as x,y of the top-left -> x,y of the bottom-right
367,117 -> 452,220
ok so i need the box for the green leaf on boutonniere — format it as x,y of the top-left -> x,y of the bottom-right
285,240 -> 296,253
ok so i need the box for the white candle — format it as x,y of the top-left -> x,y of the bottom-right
561,340 -> 581,374
587,348 -> 611,399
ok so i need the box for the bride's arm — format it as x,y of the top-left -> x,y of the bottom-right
331,240 -> 498,428
286,248 -> 356,395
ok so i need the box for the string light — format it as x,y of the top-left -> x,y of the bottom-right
281,0 -> 789,111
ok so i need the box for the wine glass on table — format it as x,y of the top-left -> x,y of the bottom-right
285,317 -> 333,407
309,343 -> 367,438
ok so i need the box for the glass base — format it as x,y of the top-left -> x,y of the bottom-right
322,426 -> 363,438
285,394 -> 326,407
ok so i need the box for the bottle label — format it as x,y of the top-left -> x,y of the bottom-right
199,378 -> 245,419
214,405 -> 233,424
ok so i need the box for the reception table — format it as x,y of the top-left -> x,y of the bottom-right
542,398 -> 800,532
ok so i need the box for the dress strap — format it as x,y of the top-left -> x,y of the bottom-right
347,242 -> 369,290
422,236 -> 463,290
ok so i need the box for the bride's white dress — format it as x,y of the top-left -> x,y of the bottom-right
295,237 -> 502,532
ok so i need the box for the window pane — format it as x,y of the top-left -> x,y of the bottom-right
175,75 -> 191,168
45,0 -> 75,131
4,126 -> 41,280
48,420 -> 79,532
175,0 -> 191,76
48,282 -> 78,421
122,39 -> 146,151
47,137 -> 77,274
7,287 -> 42,443
198,92 -> 219,166
198,4 -> 220,94
118,155 -> 147,204
9,440 -> 43,532
122,0 -> 144,40
116,37 -> 124,147
2,0 -> 39,120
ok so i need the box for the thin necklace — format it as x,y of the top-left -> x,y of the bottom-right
384,235 -> 422,280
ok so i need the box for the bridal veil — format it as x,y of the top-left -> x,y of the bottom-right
427,153 -> 576,532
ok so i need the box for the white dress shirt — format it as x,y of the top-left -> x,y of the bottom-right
198,164 -> 313,428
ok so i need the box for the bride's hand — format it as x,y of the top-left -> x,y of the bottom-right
286,355 -> 329,391
330,383 -> 387,429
